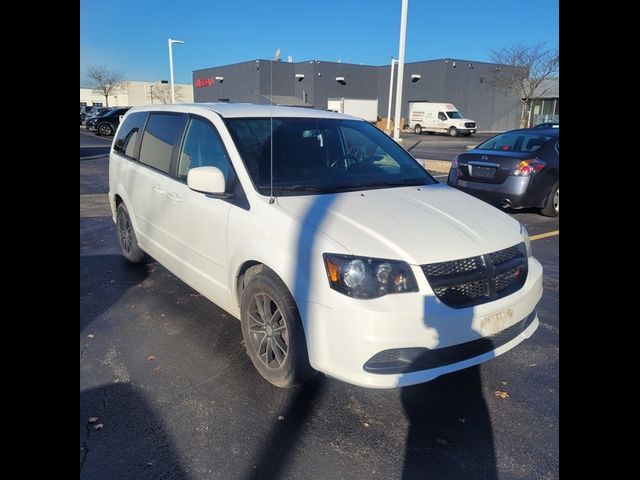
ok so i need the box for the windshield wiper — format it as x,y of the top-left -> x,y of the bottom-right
272,185 -> 338,193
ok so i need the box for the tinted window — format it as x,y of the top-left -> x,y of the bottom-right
178,118 -> 231,182
114,112 -> 148,159
225,117 -> 434,196
139,113 -> 188,173
477,132 -> 553,153
446,111 -> 462,119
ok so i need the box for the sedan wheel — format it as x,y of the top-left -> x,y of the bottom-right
541,184 -> 559,217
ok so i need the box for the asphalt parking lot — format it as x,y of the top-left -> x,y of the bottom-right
80,129 -> 558,480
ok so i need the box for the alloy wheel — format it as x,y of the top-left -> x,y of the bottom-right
247,293 -> 289,369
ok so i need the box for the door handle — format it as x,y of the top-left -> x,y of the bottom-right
167,192 -> 181,203
152,185 -> 165,194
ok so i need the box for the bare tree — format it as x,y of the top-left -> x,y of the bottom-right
86,66 -> 126,107
490,42 -> 559,128
151,83 -> 185,104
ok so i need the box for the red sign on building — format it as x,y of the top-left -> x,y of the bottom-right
195,78 -> 214,88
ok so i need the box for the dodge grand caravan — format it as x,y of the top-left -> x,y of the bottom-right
109,103 -> 543,389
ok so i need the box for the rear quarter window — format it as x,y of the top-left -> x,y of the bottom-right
113,112 -> 149,160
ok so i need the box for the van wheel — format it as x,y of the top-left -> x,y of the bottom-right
414,125 -> 422,135
448,126 -> 458,137
240,268 -> 315,388
541,184 -> 559,217
116,203 -> 146,263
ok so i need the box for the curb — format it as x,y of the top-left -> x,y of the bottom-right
415,158 -> 451,174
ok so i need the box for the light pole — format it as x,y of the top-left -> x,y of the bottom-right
386,57 -> 398,131
168,38 -> 185,104
393,0 -> 409,141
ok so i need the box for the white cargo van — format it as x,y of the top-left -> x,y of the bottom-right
408,102 -> 476,137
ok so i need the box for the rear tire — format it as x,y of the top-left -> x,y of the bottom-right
116,203 -> 146,263
448,126 -> 458,137
414,125 -> 422,135
98,123 -> 113,136
240,268 -> 315,388
541,183 -> 559,217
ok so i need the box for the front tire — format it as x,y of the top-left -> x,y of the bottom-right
541,183 -> 559,217
240,268 -> 315,388
414,124 -> 422,135
448,126 -> 458,137
116,203 -> 146,263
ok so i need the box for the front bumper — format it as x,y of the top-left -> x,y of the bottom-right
86,124 -> 98,132
457,128 -> 476,135
303,257 -> 543,388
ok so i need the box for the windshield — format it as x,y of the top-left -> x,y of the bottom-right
446,111 -> 463,119
225,118 -> 435,196
476,132 -> 554,153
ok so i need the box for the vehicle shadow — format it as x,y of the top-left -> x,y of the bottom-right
80,382 -> 188,479
80,254 -> 150,334
400,296 -> 497,479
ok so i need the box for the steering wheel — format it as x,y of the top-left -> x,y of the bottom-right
329,154 -> 359,169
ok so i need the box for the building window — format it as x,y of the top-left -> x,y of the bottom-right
92,102 -> 103,107
80,102 -> 87,107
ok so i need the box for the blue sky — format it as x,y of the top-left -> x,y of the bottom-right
80,0 -> 558,86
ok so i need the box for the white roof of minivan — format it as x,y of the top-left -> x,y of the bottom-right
131,103 -> 358,119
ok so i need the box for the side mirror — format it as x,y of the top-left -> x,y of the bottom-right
187,166 -> 226,195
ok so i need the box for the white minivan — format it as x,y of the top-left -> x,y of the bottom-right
109,103 -> 542,389
408,102 -> 477,136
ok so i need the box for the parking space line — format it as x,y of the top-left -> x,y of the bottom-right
530,230 -> 559,241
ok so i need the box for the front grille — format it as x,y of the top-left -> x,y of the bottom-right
465,122 -> 476,128
421,243 -> 528,308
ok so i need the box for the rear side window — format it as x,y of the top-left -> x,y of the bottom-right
113,111 -> 148,160
139,113 -> 188,174
177,117 -> 231,182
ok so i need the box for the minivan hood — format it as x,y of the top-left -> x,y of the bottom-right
276,183 -> 522,265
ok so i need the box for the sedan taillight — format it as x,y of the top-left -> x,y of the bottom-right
512,159 -> 545,176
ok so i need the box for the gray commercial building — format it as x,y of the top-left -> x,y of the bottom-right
193,58 -> 531,131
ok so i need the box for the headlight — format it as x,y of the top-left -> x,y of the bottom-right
323,254 -> 419,299
521,224 -> 532,257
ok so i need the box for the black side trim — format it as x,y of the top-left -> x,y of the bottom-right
363,310 -> 536,375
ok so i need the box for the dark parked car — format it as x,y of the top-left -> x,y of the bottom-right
80,105 -> 96,124
86,107 -> 131,136
534,122 -> 559,129
84,107 -> 112,125
447,128 -> 559,216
